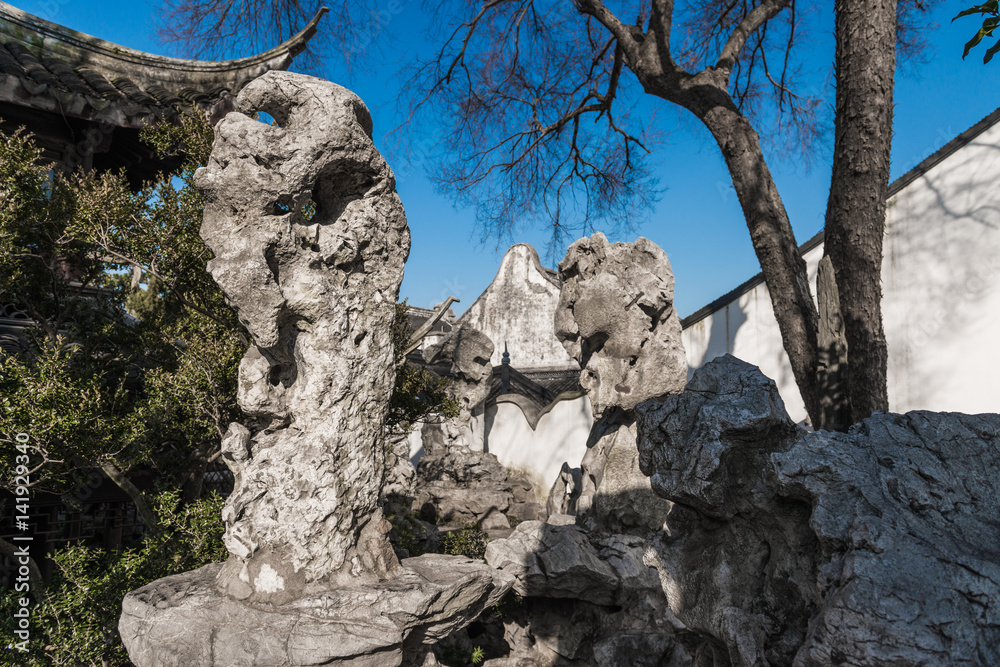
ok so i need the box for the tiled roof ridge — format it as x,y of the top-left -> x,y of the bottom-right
0,3 -> 326,129
0,2 -> 327,83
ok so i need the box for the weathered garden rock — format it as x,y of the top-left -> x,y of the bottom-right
119,556 -> 514,667
485,522 -> 619,605
121,71 -> 512,667
636,354 -> 1000,666
382,432 -> 418,513
590,424 -> 672,534
195,70 -> 408,601
423,324 -> 494,421
554,232 -> 686,417
414,444 -> 541,536
552,232 -> 686,528
416,445 -> 512,526
545,462 -> 582,517
485,521 -> 689,665
419,324 -> 495,454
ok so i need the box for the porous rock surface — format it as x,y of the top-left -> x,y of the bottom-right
417,323 -> 495,456
554,231 -> 686,417
414,444 -> 543,536
636,354 -> 1000,666
119,556 -> 513,667
120,71 -> 512,667
195,70 -> 408,601
422,324 -> 494,423
552,232 -> 685,527
484,521 -> 688,665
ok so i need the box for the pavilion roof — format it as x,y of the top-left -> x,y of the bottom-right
0,1 -> 326,129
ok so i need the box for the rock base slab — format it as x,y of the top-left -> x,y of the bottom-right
120,555 -> 512,667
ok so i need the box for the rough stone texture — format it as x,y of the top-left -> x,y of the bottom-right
545,462 -> 581,517
423,324 -> 494,421
414,444 -> 542,537
418,324 -> 495,454
553,233 -> 686,528
554,232 -> 686,417
119,556 -> 513,667
121,71 -> 514,667
590,424 -> 672,535
636,354 -> 1000,666
382,432 -> 417,511
194,70 -> 408,601
485,521 -> 688,665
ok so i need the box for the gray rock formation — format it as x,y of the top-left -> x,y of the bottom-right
545,462 -> 582,517
485,521 -> 689,665
419,324 -> 495,454
120,71 -> 511,667
552,232 -> 686,527
590,424 -> 672,535
414,444 -> 543,537
636,354 -> 1000,666
196,70 -> 407,601
120,556 -> 513,667
554,232 -> 686,417
423,324 -> 494,422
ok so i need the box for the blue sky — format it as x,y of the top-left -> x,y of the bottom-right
18,0 -> 1000,316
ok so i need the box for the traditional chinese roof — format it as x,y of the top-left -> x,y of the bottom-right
0,2 -> 325,127
0,2 -> 325,180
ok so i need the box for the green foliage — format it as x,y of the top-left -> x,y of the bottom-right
0,111 -> 242,497
0,340 -> 143,492
489,590 -> 523,620
440,522 -> 489,560
470,646 -> 485,665
386,511 -> 435,558
386,300 -> 461,434
955,1 -> 1000,63
0,115 -> 239,664
0,492 -> 227,667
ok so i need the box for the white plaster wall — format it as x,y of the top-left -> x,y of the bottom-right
682,120 -> 1000,421
460,244 -> 577,367
484,396 -> 593,494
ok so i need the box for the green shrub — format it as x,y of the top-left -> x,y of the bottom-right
0,491 -> 227,666
440,522 -> 488,560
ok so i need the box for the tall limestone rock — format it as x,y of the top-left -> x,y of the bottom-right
119,71 -> 510,667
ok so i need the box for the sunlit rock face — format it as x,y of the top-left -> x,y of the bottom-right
195,70 -> 409,603
554,232 -> 686,418
636,354 -> 1000,666
552,232 -> 686,526
120,71 -> 514,667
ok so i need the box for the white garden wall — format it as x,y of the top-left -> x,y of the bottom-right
682,112 -> 1000,422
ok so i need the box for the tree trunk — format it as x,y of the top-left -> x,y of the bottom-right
101,462 -> 159,529
817,255 -> 850,431
682,90 -> 822,427
822,0 -> 894,425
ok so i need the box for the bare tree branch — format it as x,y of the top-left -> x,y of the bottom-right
717,0 -> 792,72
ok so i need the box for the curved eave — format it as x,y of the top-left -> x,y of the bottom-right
0,2 -> 327,90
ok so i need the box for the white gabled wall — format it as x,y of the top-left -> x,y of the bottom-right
484,396 -> 592,495
459,244 -> 577,367
682,117 -> 1000,422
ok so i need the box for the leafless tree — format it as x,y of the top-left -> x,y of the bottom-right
155,0 -> 933,429
155,0 -> 393,72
